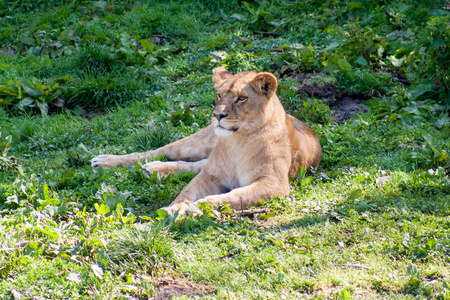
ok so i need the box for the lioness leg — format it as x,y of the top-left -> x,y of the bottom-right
195,180 -> 288,211
91,124 -> 217,168
142,159 -> 208,178
163,171 -> 289,215
161,172 -> 225,215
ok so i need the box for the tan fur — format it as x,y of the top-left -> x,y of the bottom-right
91,67 -> 321,215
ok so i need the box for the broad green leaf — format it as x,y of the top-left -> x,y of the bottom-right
39,183 -> 50,200
0,86 -> 16,95
106,194 -> 117,209
356,56 -> 368,66
405,84 -> 433,100
140,39 -> 155,52
34,226 -> 60,239
119,33 -> 130,47
126,213 -> 136,224
94,203 -> 110,216
337,58 -> 352,72
242,1 -> 254,15
324,41 -> 340,52
431,39 -> 444,48
389,55 -> 405,67
355,174 -> 365,181
347,189 -> 362,200
297,167 -> 307,179
155,209 -> 168,221
296,167 -> 307,185
426,239 -> 437,249
91,264 -> 104,280
19,98 -> 34,109
116,202 -> 124,216
36,102 -> 49,116
20,36 -> 36,46
22,85 -> 44,97
97,249 -> 109,267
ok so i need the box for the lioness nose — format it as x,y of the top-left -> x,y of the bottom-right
213,113 -> 228,121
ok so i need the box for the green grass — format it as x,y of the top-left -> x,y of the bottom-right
1,0 -> 450,299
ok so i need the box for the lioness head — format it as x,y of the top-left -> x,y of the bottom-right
211,67 -> 278,137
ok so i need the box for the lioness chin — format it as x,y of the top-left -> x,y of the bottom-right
91,67 -> 321,215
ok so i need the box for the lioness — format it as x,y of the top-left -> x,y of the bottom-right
91,67 -> 321,215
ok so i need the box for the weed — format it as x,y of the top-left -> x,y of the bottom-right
0,78 -> 64,115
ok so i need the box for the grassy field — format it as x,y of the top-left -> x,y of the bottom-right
1,0 -> 449,299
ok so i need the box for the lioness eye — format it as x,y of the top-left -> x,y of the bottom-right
236,96 -> 247,103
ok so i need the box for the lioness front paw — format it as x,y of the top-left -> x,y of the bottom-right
195,195 -> 225,207
161,202 -> 202,216
91,154 -> 122,169
142,161 -> 177,178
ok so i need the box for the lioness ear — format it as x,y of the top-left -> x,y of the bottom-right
212,67 -> 233,84
251,72 -> 278,98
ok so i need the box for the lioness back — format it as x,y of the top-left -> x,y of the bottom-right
287,114 -> 322,177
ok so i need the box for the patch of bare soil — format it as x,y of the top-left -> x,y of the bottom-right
155,279 -> 213,300
298,79 -> 376,123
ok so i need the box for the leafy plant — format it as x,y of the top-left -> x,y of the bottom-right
231,1 -> 287,33
115,33 -> 178,67
295,97 -> 333,124
410,132 -> 449,168
0,78 -> 64,115
271,44 -> 323,74
167,105 -> 211,127
335,68 -> 392,94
